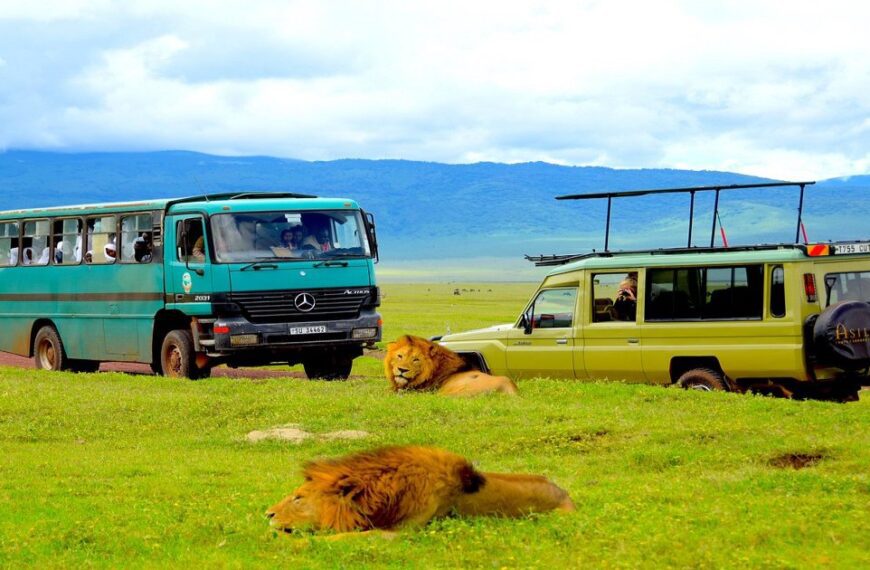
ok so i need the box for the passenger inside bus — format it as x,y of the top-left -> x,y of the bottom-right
133,233 -> 153,263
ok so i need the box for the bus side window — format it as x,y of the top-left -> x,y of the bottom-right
53,218 -> 82,265
0,221 -> 20,267
177,219 -> 205,262
23,220 -> 50,266
121,214 -> 154,263
86,216 -> 117,264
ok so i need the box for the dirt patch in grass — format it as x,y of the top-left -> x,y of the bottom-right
768,452 -> 826,470
246,424 -> 370,444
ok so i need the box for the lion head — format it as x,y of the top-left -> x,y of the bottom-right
384,335 -> 468,391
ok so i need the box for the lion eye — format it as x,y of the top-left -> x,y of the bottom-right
396,354 -> 403,360
412,358 -> 420,363
293,495 -> 303,503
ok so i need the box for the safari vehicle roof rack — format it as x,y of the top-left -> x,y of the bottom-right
165,191 -> 317,209
527,181 -> 816,266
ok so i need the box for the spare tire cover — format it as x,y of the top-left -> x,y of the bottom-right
813,300 -> 870,370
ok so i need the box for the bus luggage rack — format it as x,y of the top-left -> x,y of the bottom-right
229,288 -> 369,323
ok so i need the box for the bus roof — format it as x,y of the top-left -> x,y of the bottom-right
0,193 -> 362,219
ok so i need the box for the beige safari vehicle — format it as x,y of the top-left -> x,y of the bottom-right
439,182 -> 870,402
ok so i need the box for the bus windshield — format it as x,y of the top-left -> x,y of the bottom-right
210,210 -> 371,263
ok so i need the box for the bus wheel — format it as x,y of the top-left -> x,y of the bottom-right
677,368 -> 728,392
160,330 -> 200,379
303,352 -> 353,380
34,326 -> 67,371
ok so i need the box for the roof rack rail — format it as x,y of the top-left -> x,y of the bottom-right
526,243 -> 809,267
165,191 -> 317,209
528,180 -> 816,266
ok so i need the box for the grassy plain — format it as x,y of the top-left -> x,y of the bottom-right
1,283 -> 868,568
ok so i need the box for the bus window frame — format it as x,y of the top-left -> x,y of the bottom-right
0,219 -> 21,267
85,214 -> 119,266
51,216 -> 84,267
118,212 -> 155,265
21,217 -> 52,268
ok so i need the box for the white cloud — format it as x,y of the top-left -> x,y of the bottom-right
0,0 -> 868,179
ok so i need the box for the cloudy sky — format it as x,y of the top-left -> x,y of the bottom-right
0,0 -> 867,179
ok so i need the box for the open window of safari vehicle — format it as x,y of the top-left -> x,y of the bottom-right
439,181 -> 870,402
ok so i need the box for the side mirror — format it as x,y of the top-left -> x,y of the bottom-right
520,312 -> 533,335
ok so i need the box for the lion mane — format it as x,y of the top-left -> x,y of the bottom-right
384,335 -> 518,396
266,446 -> 574,535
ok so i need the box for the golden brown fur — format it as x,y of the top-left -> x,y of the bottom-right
266,446 -> 573,535
384,335 -> 518,396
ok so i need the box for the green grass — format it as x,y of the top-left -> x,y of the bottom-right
1,283 -> 868,568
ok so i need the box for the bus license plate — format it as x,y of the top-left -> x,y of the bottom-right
290,326 -> 327,335
833,242 -> 870,255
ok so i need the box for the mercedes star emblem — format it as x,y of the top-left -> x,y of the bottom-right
294,292 -> 316,312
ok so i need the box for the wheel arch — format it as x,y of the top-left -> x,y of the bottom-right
152,309 -> 192,365
669,356 -> 726,385
29,319 -> 58,358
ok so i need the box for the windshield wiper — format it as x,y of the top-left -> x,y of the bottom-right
239,257 -> 279,271
313,259 -> 349,268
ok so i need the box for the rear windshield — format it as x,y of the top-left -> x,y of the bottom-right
210,210 -> 371,263
825,271 -> 870,306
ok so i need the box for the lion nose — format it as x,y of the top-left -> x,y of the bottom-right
397,367 -> 409,374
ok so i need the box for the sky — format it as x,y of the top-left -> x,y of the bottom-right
0,0 -> 867,180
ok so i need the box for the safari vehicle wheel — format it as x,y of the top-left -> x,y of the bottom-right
677,368 -> 728,392
34,326 -> 67,371
302,352 -> 354,381
160,329 -> 207,380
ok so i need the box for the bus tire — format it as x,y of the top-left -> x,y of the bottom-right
303,352 -> 353,380
160,329 -> 200,379
34,326 -> 67,371
67,360 -> 101,373
677,368 -> 728,392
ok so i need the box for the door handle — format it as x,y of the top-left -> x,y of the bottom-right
627,338 -> 639,344
555,339 -> 568,345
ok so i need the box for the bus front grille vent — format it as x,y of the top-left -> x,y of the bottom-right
229,289 -> 369,323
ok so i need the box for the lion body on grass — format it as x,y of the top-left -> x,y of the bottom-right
266,446 -> 574,535
384,335 -> 518,396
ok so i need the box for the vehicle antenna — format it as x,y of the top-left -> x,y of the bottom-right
716,210 -> 729,247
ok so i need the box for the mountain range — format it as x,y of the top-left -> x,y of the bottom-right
1,151 -> 867,278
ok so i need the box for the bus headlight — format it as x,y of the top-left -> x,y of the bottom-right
352,328 -> 378,339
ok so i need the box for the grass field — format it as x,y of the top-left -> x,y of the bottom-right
1,283 -> 868,568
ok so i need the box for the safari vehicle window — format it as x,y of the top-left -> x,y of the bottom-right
825,271 -> 870,306
646,265 -> 763,321
0,221 -> 19,267
592,273 -> 637,322
524,288 -> 577,329
210,210 -> 371,263
770,266 -> 785,317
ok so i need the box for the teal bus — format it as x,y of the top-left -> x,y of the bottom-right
0,192 -> 381,379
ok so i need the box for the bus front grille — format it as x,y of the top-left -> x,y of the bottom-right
229,289 -> 370,323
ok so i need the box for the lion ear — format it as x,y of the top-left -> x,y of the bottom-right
336,475 -> 363,500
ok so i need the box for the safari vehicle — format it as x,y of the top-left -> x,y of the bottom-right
438,181 -> 870,401
0,192 -> 381,380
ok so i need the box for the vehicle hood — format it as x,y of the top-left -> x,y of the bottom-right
441,323 -> 514,342
227,259 -> 373,292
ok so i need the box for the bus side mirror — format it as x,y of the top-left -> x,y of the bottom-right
363,210 -> 379,263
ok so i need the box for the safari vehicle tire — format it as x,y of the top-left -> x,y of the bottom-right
812,300 -> 870,370
160,329 -> 207,380
677,368 -> 728,392
67,360 -> 101,373
34,326 -> 67,371
303,352 -> 354,381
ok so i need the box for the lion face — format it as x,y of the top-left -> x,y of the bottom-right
385,342 -> 436,390
266,483 -> 321,533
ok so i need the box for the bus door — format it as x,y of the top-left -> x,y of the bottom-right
166,215 -> 213,309
505,287 -> 578,380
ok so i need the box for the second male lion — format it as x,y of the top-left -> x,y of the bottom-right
384,335 -> 518,396
266,445 -> 574,536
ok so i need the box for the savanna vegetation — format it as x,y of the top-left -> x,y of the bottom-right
0,283 -> 867,568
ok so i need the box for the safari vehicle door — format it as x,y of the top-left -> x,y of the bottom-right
505,285 -> 579,380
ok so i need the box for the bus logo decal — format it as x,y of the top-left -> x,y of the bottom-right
294,292 -> 316,312
182,272 -> 193,294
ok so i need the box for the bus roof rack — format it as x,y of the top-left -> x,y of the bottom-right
528,180 -> 816,265
526,243 -> 811,267
166,191 -> 317,208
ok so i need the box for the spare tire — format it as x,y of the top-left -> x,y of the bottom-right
812,300 -> 870,370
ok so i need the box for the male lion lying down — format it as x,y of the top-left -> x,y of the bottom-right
384,335 -> 518,396
266,446 -> 574,536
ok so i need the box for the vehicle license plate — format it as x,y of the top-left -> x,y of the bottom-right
290,326 -> 327,335
833,242 -> 870,255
